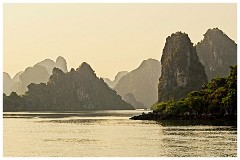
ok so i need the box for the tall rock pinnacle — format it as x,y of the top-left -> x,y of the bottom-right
158,32 -> 207,102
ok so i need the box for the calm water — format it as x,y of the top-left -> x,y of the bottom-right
3,110 -> 237,157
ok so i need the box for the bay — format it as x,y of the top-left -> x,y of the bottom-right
3,110 -> 237,157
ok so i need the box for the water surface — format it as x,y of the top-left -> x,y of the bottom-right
3,110 -> 237,157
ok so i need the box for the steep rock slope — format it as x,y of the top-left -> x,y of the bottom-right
158,32 -> 207,102
196,28 -> 237,80
114,58 -> 161,107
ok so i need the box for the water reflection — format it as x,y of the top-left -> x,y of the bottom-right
157,119 -> 237,127
3,110 -> 237,157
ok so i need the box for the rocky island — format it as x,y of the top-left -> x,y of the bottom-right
3,62 -> 134,111
131,31 -> 237,121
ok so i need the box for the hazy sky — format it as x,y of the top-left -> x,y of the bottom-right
3,3 -> 237,80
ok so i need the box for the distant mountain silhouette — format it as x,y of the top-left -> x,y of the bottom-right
17,65 -> 50,94
3,62 -> 133,111
35,56 -> 68,74
103,71 -> 129,88
114,59 -> 161,108
123,93 -> 145,109
3,72 -> 13,95
12,71 -> 23,82
3,56 -> 68,95
196,28 -> 237,80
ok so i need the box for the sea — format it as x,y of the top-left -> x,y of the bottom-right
3,110 -> 237,157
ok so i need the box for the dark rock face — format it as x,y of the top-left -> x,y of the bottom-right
114,59 -> 161,107
103,71 -> 129,88
4,62 -> 134,111
123,93 -> 145,109
196,28 -> 237,81
158,32 -> 207,102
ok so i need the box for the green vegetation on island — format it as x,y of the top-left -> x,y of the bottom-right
130,65 -> 237,120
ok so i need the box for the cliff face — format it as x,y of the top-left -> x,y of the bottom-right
114,58 -> 161,107
4,62 -> 133,111
196,28 -> 237,81
158,32 -> 207,102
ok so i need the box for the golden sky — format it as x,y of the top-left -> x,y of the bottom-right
3,3 -> 237,80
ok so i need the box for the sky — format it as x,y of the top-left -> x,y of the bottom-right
3,3 -> 237,80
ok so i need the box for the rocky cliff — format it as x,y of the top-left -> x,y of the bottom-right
196,28 -> 237,81
114,58 -> 161,107
3,62 -> 133,111
158,32 -> 207,102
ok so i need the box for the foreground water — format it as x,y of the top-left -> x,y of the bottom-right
3,110 -> 237,157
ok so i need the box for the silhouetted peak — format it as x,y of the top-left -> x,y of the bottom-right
70,68 -> 75,72
196,28 -> 237,80
201,28 -> 236,44
204,28 -> 224,37
35,59 -> 55,66
114,71 -> 129,81
78,62 -> 91,70
139,58 -> 159,68
76,62 -> 95,75
52,67 -> 64,74
166,31 -> 191,44
56,56 -> 65,62
3,72 -> 11,79
56,56 -> 68,73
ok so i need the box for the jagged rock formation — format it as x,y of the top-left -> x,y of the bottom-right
3,56 -> 68,95
104,71 -> 129,88
123,93 -> 145,109
196,28 -> 237,81
114,59 -> 161,107
3,62 -> 133,111
158,32 -> 207,102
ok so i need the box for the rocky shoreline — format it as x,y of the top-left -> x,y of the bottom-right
130,111 -> 237,121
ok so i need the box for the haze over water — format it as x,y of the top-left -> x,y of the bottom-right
3,110 -> 237,157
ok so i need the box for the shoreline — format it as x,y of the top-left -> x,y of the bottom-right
130,111 -> 237,122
